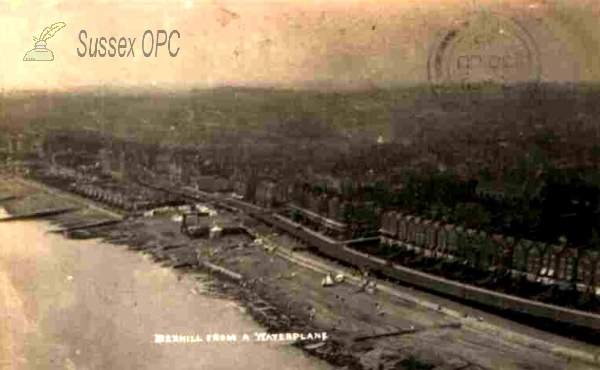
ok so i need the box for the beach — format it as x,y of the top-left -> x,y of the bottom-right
0,216 -> 333,370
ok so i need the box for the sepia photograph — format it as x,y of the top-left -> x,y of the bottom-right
1,0 -> 599,369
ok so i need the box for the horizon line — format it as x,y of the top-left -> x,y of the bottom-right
2,80 -> 600,95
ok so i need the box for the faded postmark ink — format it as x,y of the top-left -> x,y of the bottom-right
428,12 -> 541,90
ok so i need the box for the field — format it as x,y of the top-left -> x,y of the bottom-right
1,82 -> 598,150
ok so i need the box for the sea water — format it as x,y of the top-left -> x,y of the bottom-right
0,213 -> 331,370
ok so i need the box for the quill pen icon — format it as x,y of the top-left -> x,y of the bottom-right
23,22 -> 66,61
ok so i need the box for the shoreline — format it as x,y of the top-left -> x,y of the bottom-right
0,220 -> 334,370
1,173 -> 599,370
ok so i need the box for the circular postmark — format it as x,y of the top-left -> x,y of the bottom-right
428,12 -> 541,91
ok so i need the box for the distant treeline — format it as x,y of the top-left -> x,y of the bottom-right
2,82 -> 599,147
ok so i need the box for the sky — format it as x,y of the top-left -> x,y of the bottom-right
0,0 -> 599,92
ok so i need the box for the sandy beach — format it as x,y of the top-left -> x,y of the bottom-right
0,217 -> 333,370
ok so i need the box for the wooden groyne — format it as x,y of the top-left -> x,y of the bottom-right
0,207 -> 79,222
0,195 -> 25,203
50,219 -> 123,233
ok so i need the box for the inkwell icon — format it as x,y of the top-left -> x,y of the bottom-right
23,22 -> 66,61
